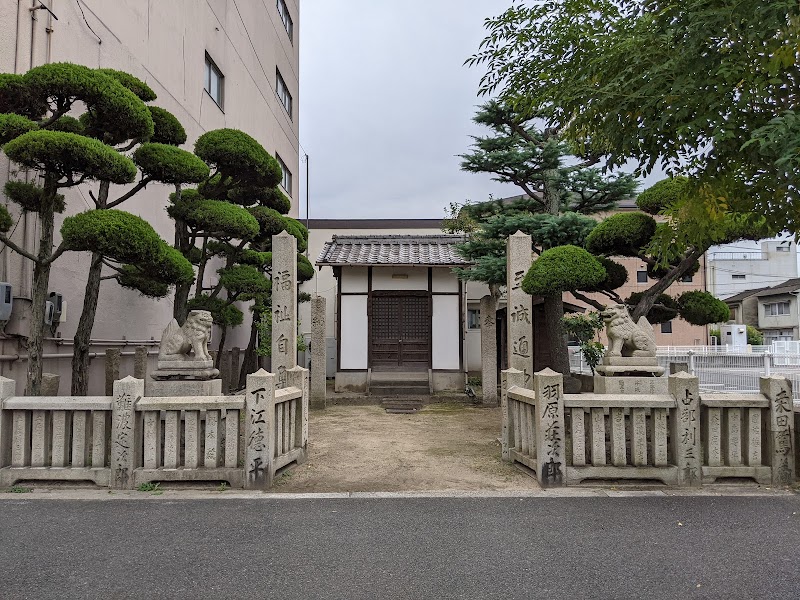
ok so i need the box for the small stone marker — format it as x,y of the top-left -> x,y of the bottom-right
506,231 -> 533,388
40,373 -> 60,396
134,346 -> 148,380
111,376 -> 143,489
310,295 -> 326,409
245,369 -> 274,489
272,231 -> 298,389
480,294 -> 498,406
760,376 -> 796,486
0,376 -> 15,466
669,372 -> 701,487
105,348 -> 121,396
533,368 -> 565,487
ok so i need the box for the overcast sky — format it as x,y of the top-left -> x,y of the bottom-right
299,1 -> 517,219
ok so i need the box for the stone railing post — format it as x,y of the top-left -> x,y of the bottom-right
533,368 -> 565,487
310,296 -> 327,409
105,348 -> 121,396
288,366 -> 309,452
501,368 -> 524,461
760,376 -> 796,486
245,369 -> 275,489
668,372 -> 701,487
480,294 -> 498,406
0,376 -> 16,468
133,346 -> 148,380
111,376 -> 144,489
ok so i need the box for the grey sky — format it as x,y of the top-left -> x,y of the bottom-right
299,1 -> 516,219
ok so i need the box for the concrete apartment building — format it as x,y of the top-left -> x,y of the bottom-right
707,240 -> 797,300
0,1 -> 300,392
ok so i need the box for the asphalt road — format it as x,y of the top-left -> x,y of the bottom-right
2,495 -> 799,599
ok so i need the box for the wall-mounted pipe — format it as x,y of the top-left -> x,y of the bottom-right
0,349 -> 159,362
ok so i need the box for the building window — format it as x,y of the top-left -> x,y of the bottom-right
467,309 -> 481,330
276,154 -> 292,195
204,53 -> 224,109
661,320 -> 673,334
681,273 -> 693,283
729,307 -> 737,321
777,245 -> 791,252
732,274 -> 746,280
276,69 -> 292,118
764,301 -> 791,316
636,270 -> 648,284
277,0 -> 293,42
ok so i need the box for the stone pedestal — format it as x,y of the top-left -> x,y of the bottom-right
594,375 -> 668,395
151,359 -> 219,381
480,294 -> 497,406
147,378 -> 222,397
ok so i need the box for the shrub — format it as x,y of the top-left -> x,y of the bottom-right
521,245 -> 606,296
297,254 -> 314,282
585,212 -> 657,256
188,294 -> 243,327
4,181 -> 65,213
96,69 -> 157,101
626,292 -> 679,324
0,73 -> 45,118
218,265 -> 272,298
636,176 -> 688,215
249,206 -> 287,238
61,209 -> 164,264
0,205 -> 12,233
677,290 -> 730,325
0,113 -> 38,145
168,198 -> 260,240
134,143 -> 209,184
147,106 -> 187,145
194,128 -> 282,189
4,130 -> 137,184
747,325 -> 764,345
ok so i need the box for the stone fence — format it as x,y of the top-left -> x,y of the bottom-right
0,367 -> 308,490
502,368 -> 796,487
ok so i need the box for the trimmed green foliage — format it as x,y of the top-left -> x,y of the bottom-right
521,245 -> 606,296
0,205 -> 12,233
0,113 -> 38,145
239,249 -> 272,267
626,292 -> 679,324
24,63 -> 153,141
249,206 -> 287,238
747,325 -> 764,345
61,209 -> 163,263
283,218 -> 309,253
4,130 -> 136,184
188,294 -> 243,327
218,265 -> 272,298
194,129 -> 282,189
147,244 -> 195,286
133,143 -> 209,184
116,265 -> 169,298
0,73 -> 45,119
169,198 -> 259,240
647,257 -> 700,280
97,69 -> 157,101
148,106 -> 187,145
48,115 -> 85,135
4,181 -> 65,213
677,290 -> 731,325
636,177 -> 688,215
297,253 -> 314,282
589,257 -> 627,292
585,212 -> 657,257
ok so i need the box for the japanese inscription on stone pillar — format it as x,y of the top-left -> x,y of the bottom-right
506,231 -> 534,387
761,376 -> 796,486
669,372 -> 701,487
272,231 -> 297,389
534,368 -> 565,487
111,376 -> 143,490
245,369 -> 274,489
310,296 -> 327,409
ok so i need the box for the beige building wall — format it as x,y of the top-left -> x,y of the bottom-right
0,1 -> 299,392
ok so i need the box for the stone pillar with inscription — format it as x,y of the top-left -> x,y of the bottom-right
479,294 -> 498,406
271,231 -> 298,389
506,231 -> 533,388
500,368 -> 524,461
533,369 -> 566,487
310,296 -> 326,409
0,376 -> 15,468
245,369 -> 275,489
668,372 -> 702,487
760,375 -> 796,486
111,376 -> 143,489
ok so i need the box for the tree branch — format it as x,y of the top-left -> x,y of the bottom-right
0,234 -> 39,263
116,137 -> 142,152
571,290 -> 606,311
631,247 -> 704,320
107,177 -> 153,208
43,242 -> 68,266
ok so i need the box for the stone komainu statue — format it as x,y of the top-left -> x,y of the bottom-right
600,304 -> 657,357
158,310 -> 214,362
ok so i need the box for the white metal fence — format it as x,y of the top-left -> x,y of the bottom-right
570,347 -> 800,398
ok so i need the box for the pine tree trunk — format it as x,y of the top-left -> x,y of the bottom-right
543,295 -> 570,378
239,308 -> 260,388
215,324 -> 228,369
71,253 -> 103,395
26,178 -> 57,396
172,185 -> 191,323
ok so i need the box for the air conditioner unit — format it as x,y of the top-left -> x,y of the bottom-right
44,301 -> 55,326
48,292 -> 63,323
0,283 -> 12,321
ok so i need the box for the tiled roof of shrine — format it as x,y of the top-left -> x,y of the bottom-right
317,235 -> 469,266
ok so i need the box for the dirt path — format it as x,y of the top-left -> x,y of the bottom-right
273,403 -> 542,493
